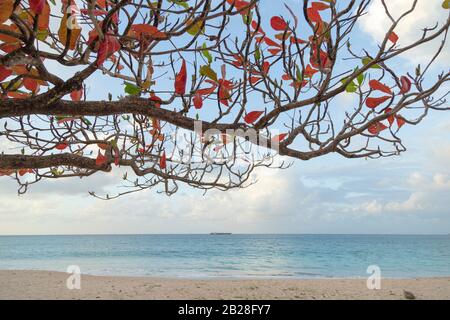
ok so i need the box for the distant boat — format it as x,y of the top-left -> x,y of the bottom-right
210,232 -> 232,235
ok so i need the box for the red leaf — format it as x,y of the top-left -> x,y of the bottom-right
159,151 -> 167,170
23,78 -> 39,93
251,20 -> 264,34
396,115 -> 406,129
270,16 -> 288,31
366,96 -> 391,108
268,48 -> 282,55
399,76 -> 411,94
307,8 -> 322,24
271,133 -> 288,143
96,150 -> 107,166
196,85 -> 217,96
385,108 -> 395,126
130,24 -> 167,40
174,59 -> 187,95
79,9 -> 108,16
244,111 -> 264,124
264,37 -> 280,48
290,36 -> 306,44
304,64 -> 318,78
149,92 -> 162,107
0,65 -> 12,82
369,80 -> 392,95
18,169 -> 33,176
29,0 -> 45,15
193,92 -> 203,109
368,122 -> 388,135
96,35 -> 120,66
70,88 -> 83,101
311,2 -> 330,10
55,143 -> 68,150
388,31 -> 399,44
113,148 -> 120,166
262,61 -> 270,74
249,76 -> 261,84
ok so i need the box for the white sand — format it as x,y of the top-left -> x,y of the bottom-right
0,270 -> 449,300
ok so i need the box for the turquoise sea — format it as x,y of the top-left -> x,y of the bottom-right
0,234 -> 449,278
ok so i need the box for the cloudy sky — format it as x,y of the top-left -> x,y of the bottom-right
0,0 -> 449,235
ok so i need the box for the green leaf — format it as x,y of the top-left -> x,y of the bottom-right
295,64 -> 302,82
124,82 -> 141,96
254,46 -> 261,61
36,29 -> 48,41
201,43 -> 213,64
187,20 -> 205,36
200,65 -> 218,82
341,78 -> 358,93
168,0 -> 189,9
362,57 -> 382,69
355,67 -> 364,85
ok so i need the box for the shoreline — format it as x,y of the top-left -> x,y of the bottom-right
1,270 -> 449,300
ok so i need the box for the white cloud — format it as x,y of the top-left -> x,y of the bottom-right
359,0 -> 449,66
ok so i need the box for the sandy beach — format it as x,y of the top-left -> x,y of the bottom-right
0,270 -> 449,300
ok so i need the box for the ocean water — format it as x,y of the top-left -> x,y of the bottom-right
0,234 -> 449,278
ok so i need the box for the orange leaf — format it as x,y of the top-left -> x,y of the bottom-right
58,13 -> 82,50
0,65 -> 12,81
0,0 -> 14,24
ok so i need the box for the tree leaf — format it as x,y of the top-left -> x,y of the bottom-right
0,0 -> 14,24
270,16 -> 288,31
124,82 -> 141,96
200,65 -> 218,82
369,80 -> 392,95
244,111 -> 264,124
366,96 -> 391,108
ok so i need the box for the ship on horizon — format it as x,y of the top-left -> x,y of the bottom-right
209,232 -> 232,235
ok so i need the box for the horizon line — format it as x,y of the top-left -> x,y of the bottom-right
0,232 -> 449,237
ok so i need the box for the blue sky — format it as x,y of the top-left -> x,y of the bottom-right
0,0 -> 449,235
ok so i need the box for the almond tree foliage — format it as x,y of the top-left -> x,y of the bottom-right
0,0 -> 449,197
